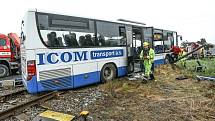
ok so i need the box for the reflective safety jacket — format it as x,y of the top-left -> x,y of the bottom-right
140,48 -> 155,62
179,51 -> 187,61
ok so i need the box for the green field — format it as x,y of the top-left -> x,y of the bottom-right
177,58 -> 215,77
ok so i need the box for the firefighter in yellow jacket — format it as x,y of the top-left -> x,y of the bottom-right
179,48 -> 187,68
140,42 -> 155,80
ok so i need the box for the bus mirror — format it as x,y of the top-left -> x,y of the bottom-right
177,35 -> 182,41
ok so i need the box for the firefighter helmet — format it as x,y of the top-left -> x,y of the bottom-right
143,42 -> 149,46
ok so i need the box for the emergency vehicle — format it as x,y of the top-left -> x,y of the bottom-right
0,33 -> 20,77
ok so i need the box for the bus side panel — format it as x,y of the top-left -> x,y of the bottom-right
97,58 -> 125,78
36,66 -> 74,92
118,58 -> 127,77
154,54 -> 165,66
24,76 -> 38,93
35,49 -> 74,92
24,50 -> 38,93
96,48 -> 127,78
37,75 -> 73,91
73,62 -> 99,88
117,48 -> 127,77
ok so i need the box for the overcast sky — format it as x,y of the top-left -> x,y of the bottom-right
0,0 -> 214,44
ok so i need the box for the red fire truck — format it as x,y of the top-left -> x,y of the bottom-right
0,33 -> 20,78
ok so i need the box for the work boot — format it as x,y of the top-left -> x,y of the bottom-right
149,74 -> 155,80
142,76 -> 148,84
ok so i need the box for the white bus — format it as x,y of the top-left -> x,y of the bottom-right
21,10 -> 178,93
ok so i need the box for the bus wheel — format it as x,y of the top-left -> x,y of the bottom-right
165,55 -> 171,64
0,64 -> 9,78
127,62 -> 134,73
101,63 -> 116,83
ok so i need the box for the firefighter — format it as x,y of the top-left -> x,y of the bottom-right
179,48 -> 187,68
170,45 -> 182,62
140,42 -> 155,81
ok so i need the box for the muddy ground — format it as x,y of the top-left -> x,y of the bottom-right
42,65 -> 215,121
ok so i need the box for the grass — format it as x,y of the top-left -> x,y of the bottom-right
90,64 -> 215,121
176,58 -> 215,77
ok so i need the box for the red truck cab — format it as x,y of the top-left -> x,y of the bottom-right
0,34 -> 12,58
0,33 -> 20,78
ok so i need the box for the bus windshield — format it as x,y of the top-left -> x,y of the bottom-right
0,39 -> 6,46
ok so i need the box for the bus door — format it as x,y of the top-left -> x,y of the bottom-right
131,27 -> 144,73
143,27 -> 154,47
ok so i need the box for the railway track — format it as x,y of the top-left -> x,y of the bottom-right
0,88 -> 26,102
0,91 -> 61,120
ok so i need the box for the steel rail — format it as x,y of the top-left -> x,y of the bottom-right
0,91 -> 58,120
0,88 -> 26,102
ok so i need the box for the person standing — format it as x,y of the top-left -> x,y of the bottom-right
170,45 -> 182,62
140,42 -> 155,81
178,48 -> 187,68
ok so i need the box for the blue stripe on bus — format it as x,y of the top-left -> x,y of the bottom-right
25,76 -> 38,93
37,76 -> 73,91
24,66 -> 127,93
154,59 -> 165,66
73,71 -> 100,88
118,66 -> 127,77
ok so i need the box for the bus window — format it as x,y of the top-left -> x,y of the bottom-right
79,34 -> 94,46
143,27 -> 153,48
154,41 -> 164,54
37,14 -> 49,30
163,31 -> 173,52
47,32 -> 64,47
37,13 -> 95,48
96,21 -> 126,46
153,32 -> 164,54
63,33 -> 79,47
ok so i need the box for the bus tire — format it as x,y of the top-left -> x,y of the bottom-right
0,64 -> 9,78
165,55 -> 171,64
127,62 -> 134,73
101,63 -> 117,83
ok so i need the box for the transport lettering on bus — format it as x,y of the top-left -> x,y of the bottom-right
91,49 -> 123,59
37,49 -> 124,65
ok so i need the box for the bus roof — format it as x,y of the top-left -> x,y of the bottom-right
28,9 -> 178,33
